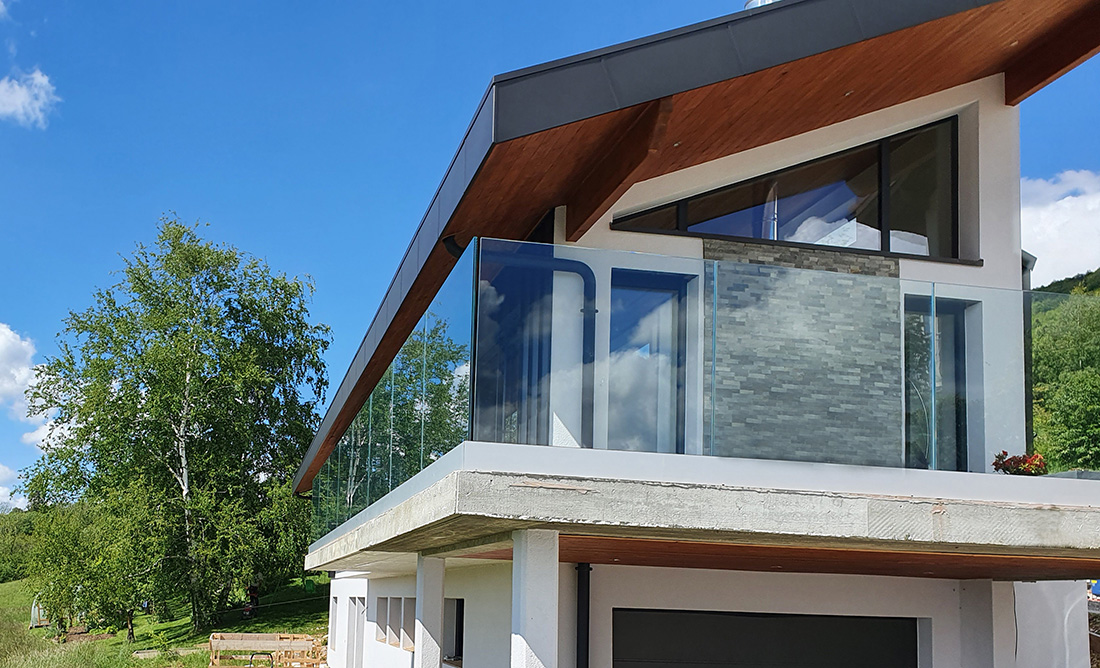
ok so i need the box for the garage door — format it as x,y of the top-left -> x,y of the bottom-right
613,609 -> 920,668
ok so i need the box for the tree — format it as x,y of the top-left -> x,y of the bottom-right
1031,287 -> 1100,470
24,218 -> 330,632
0,508 -> 36,583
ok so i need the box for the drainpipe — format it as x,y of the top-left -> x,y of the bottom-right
577,563 -> 592,668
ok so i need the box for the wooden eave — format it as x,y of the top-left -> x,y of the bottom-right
459,535 -> 1100,581
294,0 -> 1100,493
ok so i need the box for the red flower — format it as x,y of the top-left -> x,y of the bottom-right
992,451 -> 1048,476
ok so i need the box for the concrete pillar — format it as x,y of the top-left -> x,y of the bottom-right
414,555 -> 446,668
511,529 -> 560,668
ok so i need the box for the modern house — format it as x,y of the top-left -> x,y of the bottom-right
293,0 -> 1100,666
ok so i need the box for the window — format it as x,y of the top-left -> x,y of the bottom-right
375,596 -> 417,652
443,598 -> 465,663
904,296 -> 970,471
613,117 -> 959,259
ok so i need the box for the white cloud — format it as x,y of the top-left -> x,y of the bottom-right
0,322 -> 35,409
1021,170 -> 1100,288
0,2 -> 8,21
0,322 -> 49,449
0,67 -> 60,129
19,421 -> 47,448
0,463 -> 26,510
0,486 -> 27,511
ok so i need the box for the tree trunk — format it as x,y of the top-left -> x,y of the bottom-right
126,610 -> 134,643
174,363 -> 207,634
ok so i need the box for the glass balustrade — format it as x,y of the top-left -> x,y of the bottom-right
313,237 -> 1100,540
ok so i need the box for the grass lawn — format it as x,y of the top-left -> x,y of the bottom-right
0,576 -> 329,668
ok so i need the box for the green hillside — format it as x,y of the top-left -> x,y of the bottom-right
0,576 -> 328,668
1037,266 -> 1100,294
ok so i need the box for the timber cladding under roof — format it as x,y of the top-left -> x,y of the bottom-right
294,0 -> 1100,493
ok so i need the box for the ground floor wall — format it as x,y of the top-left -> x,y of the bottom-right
326,564 -> 1089,668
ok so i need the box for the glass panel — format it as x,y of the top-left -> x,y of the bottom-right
685,144 -> 881,250
391,328 -> 424,491
421,249 -> 474,465
312,242 -> 475,542
932,299 -> 969,471
608,269 -> 689,453
315,237 -> 1100,545
311,446 -> 339,538
474,239 -> 585,447
888,121 -> 955,257
903,291 -> 935,470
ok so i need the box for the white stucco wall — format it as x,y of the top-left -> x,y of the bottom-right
329,563 -> 518,668
1014,581 -> 1091,668
329,566 -> 1089,668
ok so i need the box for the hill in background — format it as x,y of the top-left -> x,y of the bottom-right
1038,266 -> 1100,294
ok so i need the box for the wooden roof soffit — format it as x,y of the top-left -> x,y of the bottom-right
564,97 -> 674,241
1004,1 -> 1100,105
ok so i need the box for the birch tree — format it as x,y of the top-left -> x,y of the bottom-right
24,218 -> 330,631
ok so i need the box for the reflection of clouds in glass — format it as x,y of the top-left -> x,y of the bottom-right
786,217 -> 881,250
607,349 -> 675,452
609,304 -> 679,453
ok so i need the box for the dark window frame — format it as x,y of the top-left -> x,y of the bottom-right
611,116 -> 963,261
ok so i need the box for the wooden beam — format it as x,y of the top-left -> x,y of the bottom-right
1005,1 -> 1100,105
455,534 -> 1100,581
564,97 -> 673,241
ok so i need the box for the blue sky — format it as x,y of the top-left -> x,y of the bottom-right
0,1 -> 1098,504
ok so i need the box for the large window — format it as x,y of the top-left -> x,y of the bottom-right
613,117 -> 959,259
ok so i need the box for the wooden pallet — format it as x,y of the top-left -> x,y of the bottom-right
208,633 -> 324,667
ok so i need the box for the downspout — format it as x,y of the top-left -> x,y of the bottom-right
577,563 -> 592,668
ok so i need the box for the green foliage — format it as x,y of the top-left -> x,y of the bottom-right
1031,283 -> 1100,471
0,575 -> 327,668
0,511 -> 37,584
21,219 -> 331,634
1039,368 -> 1100,470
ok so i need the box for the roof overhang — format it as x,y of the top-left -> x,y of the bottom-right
295,0 -> 1100,493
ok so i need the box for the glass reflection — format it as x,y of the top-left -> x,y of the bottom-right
608,269 -> 689,453
683,145 -> 881,250
904,295 -> 969,471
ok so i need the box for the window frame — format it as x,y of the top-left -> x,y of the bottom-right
611,116 -> 962,262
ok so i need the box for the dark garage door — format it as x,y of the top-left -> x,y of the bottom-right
613,609 -> 919,668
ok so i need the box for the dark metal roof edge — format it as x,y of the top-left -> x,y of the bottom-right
489,0 -> 997,142
489,0 -> 812,85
